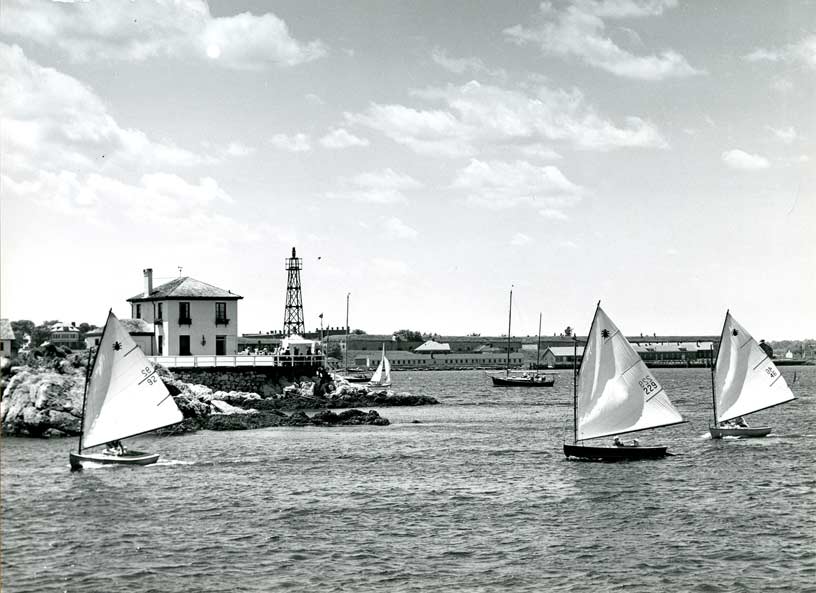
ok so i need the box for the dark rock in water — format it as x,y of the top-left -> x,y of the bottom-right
205,411 -> 288,431
283,410 -> 311,426
204,408 -> 389,430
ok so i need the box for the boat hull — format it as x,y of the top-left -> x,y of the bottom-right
709,426 -> 772,439
491,375 -> 555,387
69,450 -> 160,471
563,443 -> 670,461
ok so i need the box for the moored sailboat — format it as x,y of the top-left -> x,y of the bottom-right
369,344 -> 392,387
69,311 -> 184,471
489,291 -> 555,387
709,311 -> 795,439
564,303 -> 685,461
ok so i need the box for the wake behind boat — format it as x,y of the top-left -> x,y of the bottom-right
563,303 -> 685,461
708,311 -> 795,439
69,311 -> 183,471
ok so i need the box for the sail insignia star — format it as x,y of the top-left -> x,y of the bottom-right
113,341 -> 122,351
732,329 -> 739,337
601,329 -> 610,339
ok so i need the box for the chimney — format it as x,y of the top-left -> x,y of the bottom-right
143,268 -> 153,297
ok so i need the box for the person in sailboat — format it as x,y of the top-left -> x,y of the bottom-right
613,437 -> 624,447
105,440 -> 127,456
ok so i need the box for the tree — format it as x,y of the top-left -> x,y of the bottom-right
11,320 -> 35,350
31,321 -> 59,348
352,329 -> 366,335
394,329 -> 423,342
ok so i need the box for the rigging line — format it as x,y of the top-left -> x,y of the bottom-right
122,345 -> 139,357
645,387 -> 665,402
752,355 -> 770,371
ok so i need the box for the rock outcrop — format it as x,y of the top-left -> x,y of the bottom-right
1,364 -> 410,437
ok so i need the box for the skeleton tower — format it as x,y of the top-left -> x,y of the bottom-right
283,247 -> 305,336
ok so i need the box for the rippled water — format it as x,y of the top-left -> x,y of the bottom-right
3,367 -> 815,592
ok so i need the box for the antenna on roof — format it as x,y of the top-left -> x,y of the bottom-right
178,266 -> 183,277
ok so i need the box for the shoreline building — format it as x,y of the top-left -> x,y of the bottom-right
127,269 -> 242,356
1,319 -> 15,360
48,322 -> 82,349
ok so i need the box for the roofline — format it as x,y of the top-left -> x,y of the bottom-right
127,295 -> 243,302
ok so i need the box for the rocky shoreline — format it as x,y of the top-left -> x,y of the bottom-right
0,357 -> 438,438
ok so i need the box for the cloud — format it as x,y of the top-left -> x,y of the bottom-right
0,43 -> 214,176
0,0 -> 327,69
511,232 -> 533,246
270,133 -> 312,152
371,257 -> 411,275
430,47 -> 506,78
383,217 -> 419,240
326,169 -> 422,204
224,142 -> 255,157
539,208 -> 569,220
767,126 -> 797,144
319,128 -> 370,149
744,35 -> 816,69
348,80 -> 667,157
721,149 -> 770,170
520,144 -> 562,160
504,0 -> 702,80
452,159 -> 583,215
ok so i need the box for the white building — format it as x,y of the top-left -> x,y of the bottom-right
49,322 -> 81,348
127,269 -> 242,356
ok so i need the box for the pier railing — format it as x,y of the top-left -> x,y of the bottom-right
147,354 -> 326,368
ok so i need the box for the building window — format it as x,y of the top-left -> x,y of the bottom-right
135,304 -> 141,319
157,302 -> 163,321
216,335 -> 226,356
179,302 -> 192,325
179,335 -> 191,356
215,302 -> 228,325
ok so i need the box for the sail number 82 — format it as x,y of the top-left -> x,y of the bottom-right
638,376 -> 659,396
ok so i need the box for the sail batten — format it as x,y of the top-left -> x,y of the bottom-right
575,306 -> 684,442
81,312 -> 183,450
713,313 -> 794,423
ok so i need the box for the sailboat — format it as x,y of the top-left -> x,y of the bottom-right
564,303 -> 685,461
369,344 -> 392,388
335,292 -> 371,383
69,311 -> 184,471
708,311 -> 795,439
490,290 -> 555,387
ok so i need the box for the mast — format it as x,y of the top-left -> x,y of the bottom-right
536,312 -> 542,374
345,292 -> 350,374
506,287 -> 512,376
572,328 -> 578,444
711,310 -> 729,426
78,309 -> 111,453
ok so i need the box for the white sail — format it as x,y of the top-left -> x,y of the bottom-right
713,312 -> 795,423
370,345 -> 391,386
576,306 -> 684,441
82,311 -> 183,449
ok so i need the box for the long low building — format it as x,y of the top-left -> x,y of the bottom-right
352,350 -> 525,369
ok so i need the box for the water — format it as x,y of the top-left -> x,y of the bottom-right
3,367 -> 815,592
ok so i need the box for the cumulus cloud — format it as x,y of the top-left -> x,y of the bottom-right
326,168 -> 422,204
431,47 -> 506,78
767,126 -> 797,144
383,217 -> 419,240
0,0 -> 327,69
504,0 -> 702,80
270,133 -> 312,152
319,128 -> 370,149
0,43 -> 214,176
348,80 -> 666,157
452,159 -> 583,216
511,232 -> 533,246
744,35 -> 816,69
721,149 -> 770,170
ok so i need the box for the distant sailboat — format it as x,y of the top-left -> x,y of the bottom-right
369,344 -> 392,387
489,290 -> 555,387
709,311 -> 795,439
564,303 -> 685,461
69,311 -> 184,470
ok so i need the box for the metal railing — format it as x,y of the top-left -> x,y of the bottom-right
147,354 -> 326,368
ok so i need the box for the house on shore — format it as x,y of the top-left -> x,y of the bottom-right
127,269 -> 242,356
85,319 -> 155,354
1,319 -> 15,360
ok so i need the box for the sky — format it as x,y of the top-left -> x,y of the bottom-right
1,0 -> 814,340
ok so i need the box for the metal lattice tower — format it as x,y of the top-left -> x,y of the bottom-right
283,247 -> 305,336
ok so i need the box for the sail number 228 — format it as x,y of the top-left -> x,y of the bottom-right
141,366 -> 157,385
638,376 -> 659,396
